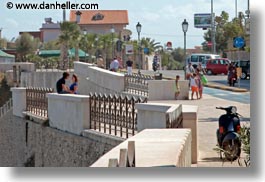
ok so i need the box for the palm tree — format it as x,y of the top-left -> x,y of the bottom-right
58,21 -> 80,70
140,37 -> 162,55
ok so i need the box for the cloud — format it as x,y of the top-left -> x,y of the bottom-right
5,18 -> 19,28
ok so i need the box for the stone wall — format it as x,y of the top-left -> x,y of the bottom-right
20,71 -> 73,90
0,110 -> 124,167
0,63 -> 35,73
74,62 -> 125,95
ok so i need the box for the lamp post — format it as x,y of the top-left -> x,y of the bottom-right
110,26 -> 115,59
74,10 -> 82,63
136,22 -> 142,75
182,19 -> 188,80
83,29 -> 88,62
95,36 -> 98,58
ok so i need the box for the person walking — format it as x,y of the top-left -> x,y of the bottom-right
190,73 -> 199,100
126,57 -> 133,75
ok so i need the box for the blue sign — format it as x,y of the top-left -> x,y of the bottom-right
233,37 -> 245,48
144,48 -> 149,54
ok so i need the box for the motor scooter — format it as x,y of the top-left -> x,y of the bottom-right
216,106 -> 241,161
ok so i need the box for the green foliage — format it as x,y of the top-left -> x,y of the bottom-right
42,40 -> 60,50
140,37 -> 162,55
213,125 -> 250,167
238,125 -> 250,167
203,11 -> 247,53
15,33 -> 40,62
0,38 -> 7,49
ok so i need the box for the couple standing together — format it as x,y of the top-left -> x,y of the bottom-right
56,72 -> 78,94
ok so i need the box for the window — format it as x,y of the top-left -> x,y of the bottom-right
199,56 -> 205,63
219,59 -> 226,65
92,13 -> 104,21
212,59 -> 219,64
191,55 -> 198,62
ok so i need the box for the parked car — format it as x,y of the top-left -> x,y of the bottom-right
206,58 -> 230,75
234,60 -> 250,79
186,53 -> 221,69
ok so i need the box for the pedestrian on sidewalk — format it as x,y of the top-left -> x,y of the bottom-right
126,57 -> 133,75
196,68 -> 204,99
174,75 -> 181,100
185,62 -> 195,80
110,57 -> 119,72
190,73 -> 199,100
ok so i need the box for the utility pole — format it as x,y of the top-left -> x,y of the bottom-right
235,0 -> 238,18
211,0 -> 216,54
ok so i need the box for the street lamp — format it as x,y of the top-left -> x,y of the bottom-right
136,22 -> 142,75
110,26 -> 115,59
95,36 -> 99,58
182,19 -> 188,80
83,29 -> 88,62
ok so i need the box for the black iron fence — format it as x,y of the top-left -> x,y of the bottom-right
89,92 -> 147,138
26,87 -> 54,118
0,98 -> 12,118
124,73 -> 153,97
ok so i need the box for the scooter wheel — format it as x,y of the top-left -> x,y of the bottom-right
222,139 -> 241,161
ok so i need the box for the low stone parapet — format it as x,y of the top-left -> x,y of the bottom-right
47,93 -> 90,135
11,87 -> 27,118
148,80 -> 189,100
91,129 -> 192,167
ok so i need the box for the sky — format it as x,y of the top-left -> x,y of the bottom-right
0,0 -> 248,49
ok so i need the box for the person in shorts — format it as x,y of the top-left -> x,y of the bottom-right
190,73 -> 199,100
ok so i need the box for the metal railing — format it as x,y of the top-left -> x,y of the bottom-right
26,87 -> 54,118
124,73 -> 153,97
89,92 -> 147,138
0,98 -> 13,118
166,113 -> 183,129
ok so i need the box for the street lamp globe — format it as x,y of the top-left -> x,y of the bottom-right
110,26 -> 115,33
136,22 -> 142,34
182,19 -> 189,33
83,29 -> 87,35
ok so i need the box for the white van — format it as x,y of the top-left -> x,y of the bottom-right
186,53 -> 221,69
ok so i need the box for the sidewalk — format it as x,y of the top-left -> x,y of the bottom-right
161,75 -> 249,93
149,93 -> 250,167
205,82 -> 249,92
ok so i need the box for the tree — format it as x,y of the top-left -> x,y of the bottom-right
42,40 -> 60,50
79,33 -> 98,62
0,38 -> 7,49
15,33 -> 40,62
202,11 -> 245,53
58,21 -> 80,70
140,37 -> 162,55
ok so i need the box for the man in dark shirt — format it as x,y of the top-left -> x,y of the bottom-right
126,57 -> 133,75
56,72 -> 70,94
